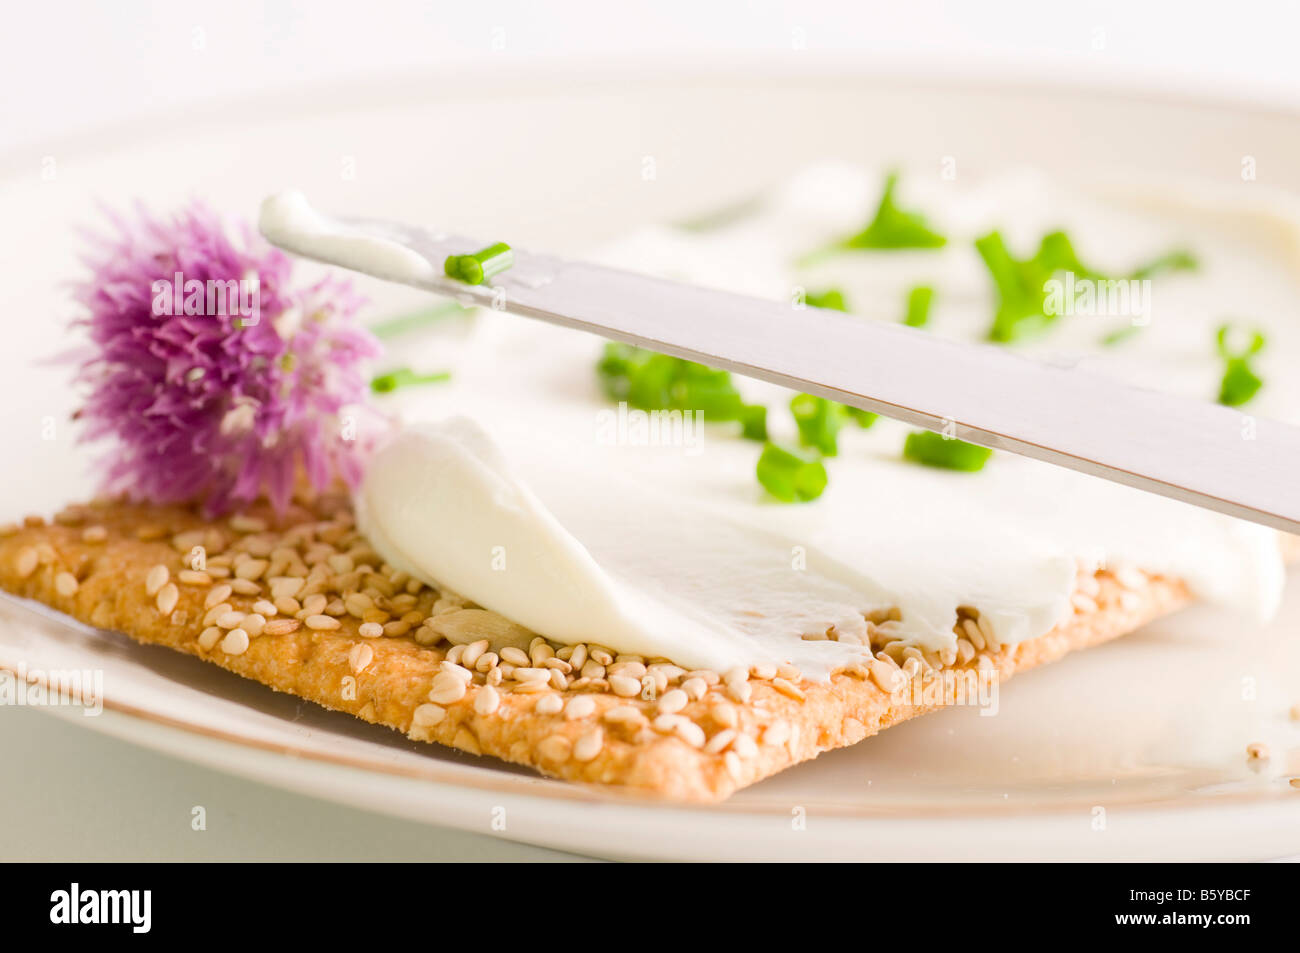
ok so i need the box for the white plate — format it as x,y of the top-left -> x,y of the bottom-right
4,66 -> 1300,861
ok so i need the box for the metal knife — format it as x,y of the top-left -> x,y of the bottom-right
260,194 -> 1300,535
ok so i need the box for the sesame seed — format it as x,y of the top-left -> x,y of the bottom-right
145,564 -> 170,596
603,705 -> 645,726
512,666 -> 550,683
564,695 -> 596,720
304,614 -> 339,631
652,713 -> 684,734
439,661 -> 473,682
230,578 -> 262,596
535,695 -> 564,715
705,729 -> 737,754
198,626 -> 222,650
252,599 -> 277,616
202,603 -> 232,626
461,639 -> 489,669
762,720 -> 792,747
723,751 -> 743,781
772,677 -> 805,701
54,572 -> 78,597
869,658 -> 902,693
538,735 -> 572,763
177,569 -> 212,586
474,685 -> 501,715
229,515 -> 267,534
500,646 -> 530,667
511,679 -> 552,693
81,526 -> 108,543
358,621 -> 383,638
573,728 -> 603,762
412,703 -> 445,728
709,702 -> 738,729
204,585 -> 233,610
216,611 -> 245,630
262,618 -> 301,636
675,721 -> 706,748
220,628 -> 250,656
428,671 -> 468,705
607,661 -> 646,679
155,582 -> 179,616
727,681 -> 752,704
241,613 -> 267,637
681,677 -> 707,701
608,675 -> 641,697
348,643 -> 373,674
657,689 -> 688,715
731,733 -> 759,759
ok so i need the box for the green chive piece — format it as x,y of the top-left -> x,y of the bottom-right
1129,248 -> 1198,281
370,367 -> 452,394
790,394 -> 845,457
977,228 -> 1199,345
444,242 -> 513,285
799,172 -> 946,264
976,231 -> 1057,344
805,288 -> 848,311
595,342 -> 761,431
903,285 -> 934,328
740,404 -> 768,441
757,441 -> 828,502
1215,323 -> 1267,406
1100,323 -> 1143,347
903,430 -> 992,472
370,301 -> 472,339
844,406 -> 878,428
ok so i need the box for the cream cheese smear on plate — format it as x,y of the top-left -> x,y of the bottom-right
276,164 -> 1292,678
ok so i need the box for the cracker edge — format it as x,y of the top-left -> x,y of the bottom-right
0,504 -> 1207,802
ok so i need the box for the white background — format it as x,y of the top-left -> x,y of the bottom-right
6,0 -> 1300,153
3,0 -> 1298,863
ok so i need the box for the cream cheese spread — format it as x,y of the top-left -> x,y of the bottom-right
287,165 -> 1292,677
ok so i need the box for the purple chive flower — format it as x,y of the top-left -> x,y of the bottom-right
72,200 -> 384,515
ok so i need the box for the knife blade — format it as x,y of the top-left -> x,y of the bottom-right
259,193 -> 1300,535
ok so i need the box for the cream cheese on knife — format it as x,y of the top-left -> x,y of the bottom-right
341,164 -> 1291,676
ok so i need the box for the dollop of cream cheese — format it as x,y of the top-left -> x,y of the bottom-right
358,418 -> 780,672
259,190 -> 438,284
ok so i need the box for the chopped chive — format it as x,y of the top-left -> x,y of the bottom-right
790,394 -> 844,457
1100,323 -> 1143,347
1129,248 -> 1198,281
739,404 -> 768,441
844,406 -> 878,428
594,342 -> 763,433
1215,323 -> 1266,406
757,441 -> 828,502
903,430 -> 992,472
370,367 -> 452,394
369,301 -> 472,339
977,228 -> 1200,345
903,285 -> 934,328
805,288 -> 848,311
444,242 -> 513,285
798,171 -> 946,264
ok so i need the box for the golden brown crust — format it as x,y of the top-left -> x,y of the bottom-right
0,498 -> 1198,802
